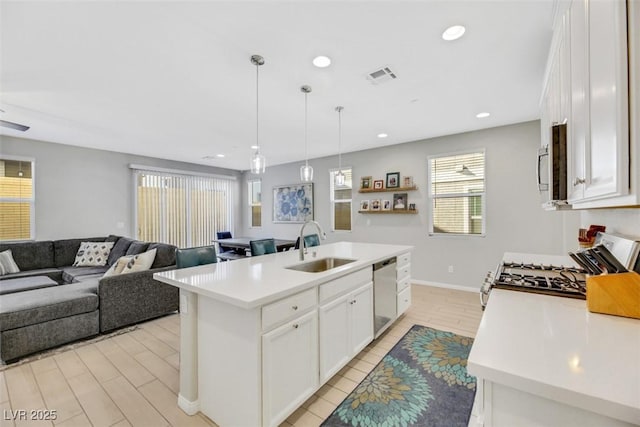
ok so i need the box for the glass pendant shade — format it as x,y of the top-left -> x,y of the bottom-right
334,170 -> 345,187
251,150 -> 266,174
300,163 -> 314,182
334,106 -> 345,187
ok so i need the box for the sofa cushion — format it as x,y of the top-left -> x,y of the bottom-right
0,268 -> 64,284
0,283 -> 99,332
0,241 -> 55,271
0,250 -> 20,275
54,237 -> 106,267
147,243 -> 176,268
61,266 -> 110,284
0,276 -> 59,295
73,242 -> 114,267
125,241 -> 149,256
107,237 -> 135,266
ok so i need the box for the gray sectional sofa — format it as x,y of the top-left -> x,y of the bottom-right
0,236 -> 178,362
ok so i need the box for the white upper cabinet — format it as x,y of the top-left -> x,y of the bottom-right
542,0 -> 638,208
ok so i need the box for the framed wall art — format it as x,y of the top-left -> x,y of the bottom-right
386,172 -> 400,188
273,183 -> 314,223
360,176 -> 372,190
373,180 -> 384,190
382,200 -> 391,211
360,200 -> 370,211
371,199 -> 381,211
393,192 -> 408,210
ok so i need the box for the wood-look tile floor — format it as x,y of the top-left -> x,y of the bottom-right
0,285 -> 483,427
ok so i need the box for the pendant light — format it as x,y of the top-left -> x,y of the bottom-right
300,85 -> 313,182
250,54 -> 266,174
334,106 -> 346,187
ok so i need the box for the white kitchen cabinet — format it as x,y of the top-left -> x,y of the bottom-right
396,252 -> 411,316
262,310 -> 318,427
567,0 -> 631,207
319,281 -> 373,383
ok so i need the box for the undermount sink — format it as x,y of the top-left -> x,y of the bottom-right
286,257 -> 356,273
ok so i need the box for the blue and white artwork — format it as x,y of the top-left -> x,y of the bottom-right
273,183 -> 314,223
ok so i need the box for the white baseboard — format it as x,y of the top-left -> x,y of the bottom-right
178,394 -> 200,415
412,279 -> 479,293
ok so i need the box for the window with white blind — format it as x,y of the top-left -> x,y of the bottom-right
133,167 -> 234,248
329,168 -> 352,231
428,151 -> 485,236
0,157 -> 35,241
248,179 -> 261,228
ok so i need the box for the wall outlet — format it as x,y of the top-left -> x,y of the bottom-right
448,265 -> 454,273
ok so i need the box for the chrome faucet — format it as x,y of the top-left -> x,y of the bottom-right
299,220 -> 327,261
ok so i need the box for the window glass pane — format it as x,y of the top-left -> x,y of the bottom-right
429,152 -> 485,235
136,170 -> 233,247
432,197 -> 483,235
252,206 -> 262,227
0,159 -> 34,241
334,202 -> 351,231
248,180 -> 261,227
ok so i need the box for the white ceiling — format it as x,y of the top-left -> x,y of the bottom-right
0,0 -> 555,171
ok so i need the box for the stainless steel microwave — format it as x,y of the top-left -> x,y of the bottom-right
537,123 -> 570,209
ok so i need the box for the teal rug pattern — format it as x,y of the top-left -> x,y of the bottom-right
321,325 -> 476,427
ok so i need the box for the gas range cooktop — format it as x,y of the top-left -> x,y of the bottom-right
493,261 -> 587,299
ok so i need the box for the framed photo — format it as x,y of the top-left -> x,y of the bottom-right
386,172 -> 400,189
393,193 -> 408,210
403,176 -> 413,187
409,203 -> 416,211
273,183 -> 313,223
371,199 -> 381,211
360,200 -> 370,211
360,176 -> 372,189
373,180 -> 384,190
382,200 -> 391,211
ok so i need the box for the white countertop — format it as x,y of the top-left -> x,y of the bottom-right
468,289 -> 640,425
154,241 -> 412,309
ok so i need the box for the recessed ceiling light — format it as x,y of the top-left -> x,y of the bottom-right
251,145 -> 259,150
377,133 -> 388,138
476,112 -> 490,118
216,154 -> 225,158
312,56 -> 331,68
442,25 -> 466,41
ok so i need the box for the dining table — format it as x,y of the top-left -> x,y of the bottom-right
213,237 -> 297,254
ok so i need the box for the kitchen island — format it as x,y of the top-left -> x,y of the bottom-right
154,241 -> 412,427
468,289 -> 640,426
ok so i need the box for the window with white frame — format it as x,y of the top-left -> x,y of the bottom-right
428,151 -> 485,235
329,168 -> 352,231
0,157 -> 35,241
133,167 -> 234,248
248,179 -> 261,228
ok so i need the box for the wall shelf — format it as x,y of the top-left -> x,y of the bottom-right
358,186 -> 418,193
358,210 -> 418,214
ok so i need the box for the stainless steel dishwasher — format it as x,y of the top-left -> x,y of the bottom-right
373,257 -> 397,338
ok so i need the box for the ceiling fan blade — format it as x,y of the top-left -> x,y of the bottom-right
0,119 -> 30,131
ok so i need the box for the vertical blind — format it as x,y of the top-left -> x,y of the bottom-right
134,169 -> 234,248
429,152 -> 485,235
330,168 -> 352,231
0,159 -> 34,241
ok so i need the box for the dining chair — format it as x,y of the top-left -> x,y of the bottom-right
249,238 -> 277,256
216,231 -> 234,253
176,245 -> 218,268
294,234 -> 321,250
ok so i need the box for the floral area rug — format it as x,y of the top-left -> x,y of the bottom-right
321,325 -> 476,427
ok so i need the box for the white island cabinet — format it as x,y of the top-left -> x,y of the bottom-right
154,242 -> 412,427
468,289 -> 640,427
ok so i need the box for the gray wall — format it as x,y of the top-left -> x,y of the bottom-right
1,136 -> 242,240
240,120 -> 580,289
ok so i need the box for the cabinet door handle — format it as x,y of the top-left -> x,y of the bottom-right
293,324 -> 299,329
573,177 -> 586,186
292,305 -> 298,310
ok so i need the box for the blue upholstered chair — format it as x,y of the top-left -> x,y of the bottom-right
176,245 -> 217,268
294,234 -> 321,250
249,238 -> 277,256
216,231 -> 234,253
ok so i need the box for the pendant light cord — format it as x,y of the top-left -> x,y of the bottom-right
338,108 -> 342,171
304,91 -> 309,166
255,62 -> 260,153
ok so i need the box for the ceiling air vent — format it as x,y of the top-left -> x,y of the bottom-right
0,119 -> 30,132
366,66 -> 398,85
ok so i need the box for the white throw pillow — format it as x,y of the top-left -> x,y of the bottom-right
121,248 -> 157,274
73,242 -> 114,267
0,249 -> 20,276
103,255 -> 134,277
